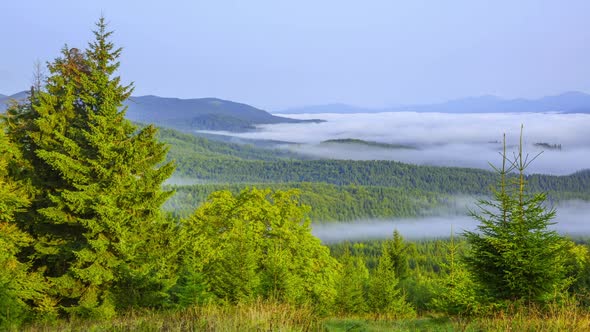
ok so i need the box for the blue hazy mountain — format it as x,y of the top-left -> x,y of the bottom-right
4,91 -> 590,127
0,92 -> 322,132
124,95 -> 322,131
276,91 -> 590,114
0,91 -> 28,109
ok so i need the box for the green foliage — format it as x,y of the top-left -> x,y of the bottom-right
181,188 -> 340,312
171,154 -> 590,197
387,230 -> 410,280
368,239 -> 415,319
168,269 -> 212,308
0,123 -> 51,328
4,17 -> 176,318
156,126 -> 300,162
334,244 -> 369,315
563,242 -> 590,305
431,234 -> 480,316
463,132 -> 572,304
166,182 -> 447,221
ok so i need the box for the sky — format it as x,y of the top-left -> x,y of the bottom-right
2,0 -> 590,110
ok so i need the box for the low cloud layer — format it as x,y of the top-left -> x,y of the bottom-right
311,201 -> 590,243
201,112 -> 590,175
312,216 -> 476,243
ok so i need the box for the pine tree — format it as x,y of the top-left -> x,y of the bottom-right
6,17 -> 176,318
463,128 -> 571,304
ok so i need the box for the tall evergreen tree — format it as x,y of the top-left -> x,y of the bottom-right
463,129 -> 571,304
6,17 -> 176,318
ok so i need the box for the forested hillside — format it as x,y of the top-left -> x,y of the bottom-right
164,182 -> 448,221
158,127 -> 589,194
156,123 -> 590,222
171,157 -> 590,194
156,126 -> 303,161
125,95 -> 323,131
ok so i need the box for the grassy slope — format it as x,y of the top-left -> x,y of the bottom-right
22,306 -> 590,331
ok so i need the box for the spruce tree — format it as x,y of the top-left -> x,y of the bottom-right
463,129 -> 571,304
334,243 -> 369,315
431,232 -> 478,316
6,17 -> 176,318
387,229 -> 410,280
368,239 -> 415,319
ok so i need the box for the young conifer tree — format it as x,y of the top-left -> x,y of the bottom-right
463,127 -> 571,304
368,238 -> 415,319
431,229 -> 478,316
387,229 -> 410,280
334,243 -> 369,315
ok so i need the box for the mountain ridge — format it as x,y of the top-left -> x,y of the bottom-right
3,91 -> 590,128
276,91 -> 590,114
0,92 -> 323,132
124,95 -> 323,132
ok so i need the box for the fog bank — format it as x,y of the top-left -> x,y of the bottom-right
200,112 -> 590,175
312,201 -> 590,243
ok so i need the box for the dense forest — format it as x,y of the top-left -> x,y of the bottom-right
164,182 -> 448,221
2,18 -> 590,331
170,150 -> 590,195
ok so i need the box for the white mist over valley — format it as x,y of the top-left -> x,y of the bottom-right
200,112 -> 590,175
312,200 -> 590,242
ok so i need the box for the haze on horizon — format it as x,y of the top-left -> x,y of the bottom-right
2,1 -> 590,110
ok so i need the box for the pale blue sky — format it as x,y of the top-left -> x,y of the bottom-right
2,0 -> 589,110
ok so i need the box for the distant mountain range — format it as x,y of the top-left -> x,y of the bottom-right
3,91 -> 590,131
0,92 -> 321,132
277,91 -> 590,114
0,91 -> 28,108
